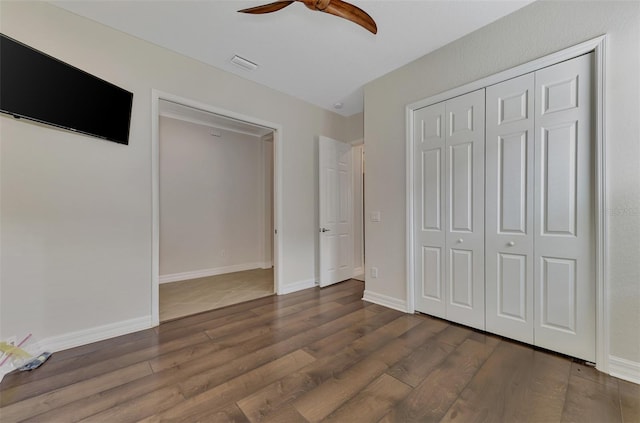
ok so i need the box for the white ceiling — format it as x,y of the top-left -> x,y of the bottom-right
52,0 -> 533,117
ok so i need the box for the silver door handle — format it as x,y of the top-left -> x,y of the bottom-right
508,241 -> 515,246
320,228 -> 330,232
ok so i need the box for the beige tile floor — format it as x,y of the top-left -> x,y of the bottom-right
159,268 -> 274,322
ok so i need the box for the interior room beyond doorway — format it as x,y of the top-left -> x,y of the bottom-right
159,268 -> 273,321
158,100 -> 275,322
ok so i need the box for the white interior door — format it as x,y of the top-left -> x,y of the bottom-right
444,90 -> 486,330
319,136 -> 353,287
486,73 -> 535,343
534,53 -> 595,361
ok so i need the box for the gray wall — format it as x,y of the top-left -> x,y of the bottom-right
364,1 -> 640,365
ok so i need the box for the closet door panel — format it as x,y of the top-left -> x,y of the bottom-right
444,89 -> 485,330
422,149 -> 441,230
534,53 -> 595,362
449,142 -> 473,232
450,248 -> 473,307
486,74 -> 535,343
498,132 -> 528,233
414,102 -> 446,317
541,123 -> 578,235
497,253 -> 528,320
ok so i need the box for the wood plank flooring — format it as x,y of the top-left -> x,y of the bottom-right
1,280 -> 637,422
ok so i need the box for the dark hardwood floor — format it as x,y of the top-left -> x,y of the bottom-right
1,279 -> 638,422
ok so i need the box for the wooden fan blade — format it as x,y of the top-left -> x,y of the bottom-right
323,0 -> 377,34
238,1 -> 295,14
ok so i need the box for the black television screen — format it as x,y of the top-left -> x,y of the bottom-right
0,34 -> 133,145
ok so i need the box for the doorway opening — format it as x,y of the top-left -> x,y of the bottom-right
151,91 -> 283,325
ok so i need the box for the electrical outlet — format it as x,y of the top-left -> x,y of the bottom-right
220,249 -> 227,258
371,267 -> 379,278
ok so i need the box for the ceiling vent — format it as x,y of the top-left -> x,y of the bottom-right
230,55 -> 259,71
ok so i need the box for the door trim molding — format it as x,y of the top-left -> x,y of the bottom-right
151,90 -> 284,326
405,35 -> 608,372
352,144 -> 365,280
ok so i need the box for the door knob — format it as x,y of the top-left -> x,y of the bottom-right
320,228 -> 330,232
508,241 -> 515,246
457,238 -> 464,243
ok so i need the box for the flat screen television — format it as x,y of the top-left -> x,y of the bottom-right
0,33 -> 133,145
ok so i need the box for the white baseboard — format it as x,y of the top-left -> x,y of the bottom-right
260,261 -> 273,269
362,290 -> 409,313
609,355 -> 640,384
278,278 -> 317,295
37,316 -> 151,354
160,262 -> 266,284
1,316 -> 150,383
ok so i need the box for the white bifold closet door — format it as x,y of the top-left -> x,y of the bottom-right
413,101 -> 447,318
486,53 -> 595,361
533,53 -> 595,362
414,89 -> 485,330
485,73 -> 536,344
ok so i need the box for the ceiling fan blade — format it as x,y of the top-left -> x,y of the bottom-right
323,0 -> 377,34
238,1 -> 295,14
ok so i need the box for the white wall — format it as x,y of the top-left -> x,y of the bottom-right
159,117 -> 267,279
364,1 -> 640,369
343,112 -> 365,144
0,2 -> 362,348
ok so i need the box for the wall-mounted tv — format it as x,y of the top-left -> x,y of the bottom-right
0,34 -> 133,145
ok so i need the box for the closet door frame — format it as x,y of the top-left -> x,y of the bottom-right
406,36 -> 607,371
